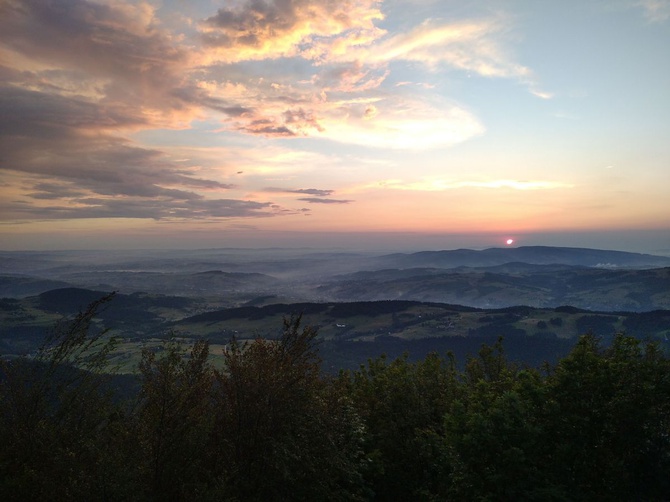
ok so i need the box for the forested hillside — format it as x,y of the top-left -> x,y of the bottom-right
2,296 -> 669,501
5,289 -> 670,373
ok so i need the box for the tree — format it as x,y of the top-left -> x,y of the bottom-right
544,333 -> 670,500
211,315 -> 369,501
0,293 -> 128,500
135,338 -> 215,500
343,351 -> 460,500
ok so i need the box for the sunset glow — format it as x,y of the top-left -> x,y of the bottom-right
1,1 -> 669,253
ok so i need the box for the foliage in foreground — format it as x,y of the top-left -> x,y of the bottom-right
1,296 -> 670,501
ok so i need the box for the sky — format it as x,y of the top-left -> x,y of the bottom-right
1,0 -> 669,254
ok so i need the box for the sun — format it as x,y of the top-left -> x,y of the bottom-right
506,238 -> 514,245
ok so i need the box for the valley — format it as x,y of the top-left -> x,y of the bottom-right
2,246 -> 669,372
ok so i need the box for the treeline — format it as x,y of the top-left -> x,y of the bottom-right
1,295 -> 670,501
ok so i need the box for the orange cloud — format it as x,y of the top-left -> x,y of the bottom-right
200,0 -> 385,63
192,5 -> 548,147
0,0 -> 557,228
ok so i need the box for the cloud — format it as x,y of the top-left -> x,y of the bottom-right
192,4 -> 543,148
0,0 -> 552,227
232,107 -> 326,137
311,61 -> 390,92
193,0 -> 541,149
0,91 -> 231,192
200,73 -> 484,149
26,182 -> 88,200
0,85 -> 145,137
0,84 -> 285,221
0,1 -> 294,222
298,197 -> 354,204
333,17 -> 550,97
311,94 -> 485,149
200,0 -> 385,63
239,119 -> 297,137
264,187 -> 336,196
636,0 -> 670,22
354,20 -> 528,76
4,195 -> 277,221
0,0 -> 194,124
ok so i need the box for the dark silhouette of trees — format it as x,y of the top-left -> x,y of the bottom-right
340,352 -> 460,500
0,293 -> 125,500
135,338 -> 214,500
542,334 -> 670,500
2,294 -> 670,501
210,315 -> 368,501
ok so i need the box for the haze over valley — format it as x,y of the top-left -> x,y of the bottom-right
2,245 -> 670,372
3,245 -> 669,309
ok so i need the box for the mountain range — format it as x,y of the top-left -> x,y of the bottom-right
2,245 -> 669,371
2,246 -> 669,311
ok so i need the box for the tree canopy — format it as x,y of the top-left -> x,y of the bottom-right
2,296 -> 669,500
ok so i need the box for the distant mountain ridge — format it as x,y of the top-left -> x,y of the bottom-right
372,246 -> 670,269
1,246 -> 669,311
317,266 -> 670,311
